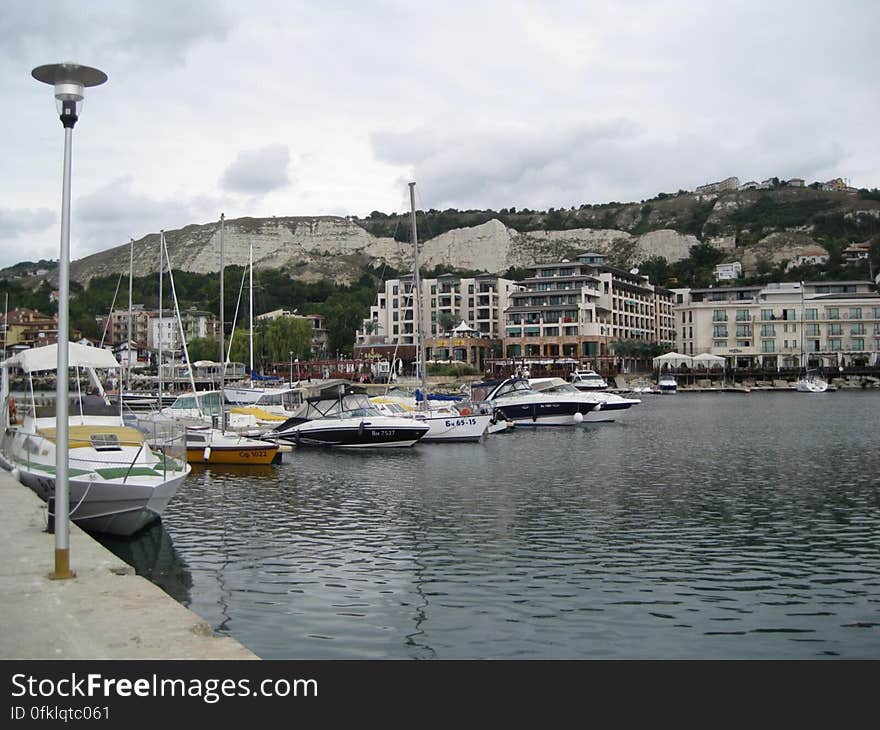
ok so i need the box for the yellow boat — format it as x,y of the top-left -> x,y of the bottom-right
183,425 -> 280,465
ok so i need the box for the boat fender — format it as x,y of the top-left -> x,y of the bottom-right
203,446 -> 211,462
573,411 -> 584,424
10,467 -> 20,483
460,406 -> 471,416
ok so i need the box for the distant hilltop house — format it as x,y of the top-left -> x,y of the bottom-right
696,176 -> 809,195
785,245 -> 830,272
695,176 -> 740,195
843,241 -> 871,263
714,262 -> 742,282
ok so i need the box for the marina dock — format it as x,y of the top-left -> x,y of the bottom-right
0,470 -> 258,660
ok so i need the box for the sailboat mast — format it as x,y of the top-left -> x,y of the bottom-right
218,213 -> 226,432
127,237 -> 134,394
157,231 -> 164,401
249,240 -> 254,384
408,182 -> 426,399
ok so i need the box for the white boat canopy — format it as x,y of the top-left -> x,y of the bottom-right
691,352 -> 726,368
652,352 -> 694,368
1,342 -> 119,373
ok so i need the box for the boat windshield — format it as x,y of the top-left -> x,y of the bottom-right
490,379 -> 533,399
294,394 -> 384,420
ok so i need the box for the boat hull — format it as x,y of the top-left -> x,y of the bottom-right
271,422 -> 429,448
8,462 -> 188,537
185,444 -> 279,465
492,400 -> 605,426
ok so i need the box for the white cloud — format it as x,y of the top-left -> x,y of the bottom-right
220,145 -> 291,196
0,0 -> 877,270
0,207 -> 56,239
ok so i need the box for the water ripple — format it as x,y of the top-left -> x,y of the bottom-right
112,392 -> 880,659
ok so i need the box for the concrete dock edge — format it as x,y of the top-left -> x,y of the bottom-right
0,471 -> 259,660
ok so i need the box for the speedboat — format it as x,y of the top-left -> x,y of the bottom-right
0,343 -> 190,537
264,392 -> 429,448
569,369 -> 609,391
369,393 -> 492,442
658,376 -> 678,394
529,377 -> 640,422
468,376 -> 603,426
160,389 -> 262,436
794,373 -> 828,393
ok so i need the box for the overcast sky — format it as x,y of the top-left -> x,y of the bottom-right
1,0 -> 878,269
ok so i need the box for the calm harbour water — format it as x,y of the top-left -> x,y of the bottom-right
100,391 -> 880,659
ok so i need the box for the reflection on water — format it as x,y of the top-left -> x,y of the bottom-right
108,392 -> 880,659
95,520 -> 192,606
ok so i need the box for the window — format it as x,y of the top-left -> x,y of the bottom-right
760,325 -> 775,337
736,309 -> 750,322
736,340 -> 751,348
761,340 -> 776,353
805,308 -> 818,321
828,323 -> 842,336
851,324 -> 866,335
826,307 -> 840,320
851,338 -> 864,351
713,325 -> 728,338
805,324 -> 820,336
849,307 -> 862,319
713,340 -> 727,348
761,309 -> 773,321
712,310 -> 728,322
828,339 -> 842,351
736,325 -> 752,338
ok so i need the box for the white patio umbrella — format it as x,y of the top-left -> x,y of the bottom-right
691,352 -> 726,369
652,352 -> 693,368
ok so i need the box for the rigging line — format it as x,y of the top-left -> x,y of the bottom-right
414,185 -> 435,240
162,236 -> 201,414
99,271 -> 124,349
225,257 -> 248,366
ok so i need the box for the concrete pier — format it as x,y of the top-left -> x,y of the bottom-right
0,471 -> 258,660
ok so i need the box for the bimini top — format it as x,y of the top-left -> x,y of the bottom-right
1,342 -> 120,373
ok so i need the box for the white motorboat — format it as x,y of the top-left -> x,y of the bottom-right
794,373 -> 829,393
658,376 -> 678,394
569,369 -> 609,391
264,392 -> 429,448
0,343 -> 190,537
468,376 -> 604,426
370,393 -> 492,442
160,389 -> 262,435
529,377 -> 641,421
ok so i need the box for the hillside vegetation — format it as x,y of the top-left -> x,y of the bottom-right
3,183 -> 879,354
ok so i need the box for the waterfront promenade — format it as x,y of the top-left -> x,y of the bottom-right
0,471 -> 258,660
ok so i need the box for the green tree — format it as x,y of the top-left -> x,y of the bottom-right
264,317 -> 314,362
186,336 -> 220,362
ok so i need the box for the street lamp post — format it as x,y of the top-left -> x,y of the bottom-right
32,62 -> 107,580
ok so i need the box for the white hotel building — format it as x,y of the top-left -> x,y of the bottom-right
674,280 -> 880,369
503,253 -> 676,361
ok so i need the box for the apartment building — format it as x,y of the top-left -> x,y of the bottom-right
674,280 -> 880,368
502,253 -> 675,361
149,308 -> 220,353
355,274 -> 520,350
1,308 -> 59,350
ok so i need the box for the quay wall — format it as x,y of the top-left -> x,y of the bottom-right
0,471 -> 259,660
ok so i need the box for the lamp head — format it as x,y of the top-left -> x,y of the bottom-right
32,62 -> 107,128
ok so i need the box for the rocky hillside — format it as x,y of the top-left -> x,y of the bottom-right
21,184 -> 880,288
